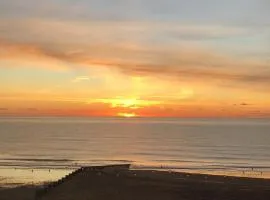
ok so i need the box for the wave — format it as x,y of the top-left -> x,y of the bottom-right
1,158 -> 72,162
0,158 -> 134,170
132,164 -> 270,170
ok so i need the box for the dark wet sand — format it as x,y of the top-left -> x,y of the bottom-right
0,186 -> 36,200
1,166 -> 270,200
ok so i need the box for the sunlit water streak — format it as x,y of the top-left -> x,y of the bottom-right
0,117 -> 270,186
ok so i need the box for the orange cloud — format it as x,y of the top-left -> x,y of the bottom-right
1,95 -> 270,118
72,76 -> 90,82
90,97 -> 161,109
1,18 -> 270,118
1,37 -> 269,89
0,18 -> 269,89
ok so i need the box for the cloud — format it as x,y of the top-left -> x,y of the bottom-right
0,36 -> 269,88
72,76 -> 90,83
26,108 -> 38,111
1,0 -> 269,25
0,18 -> 269,89
89,97 -> 161,109
0,108 -> 8,111
0,18 -> 255,45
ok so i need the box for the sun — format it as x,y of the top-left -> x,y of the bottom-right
88,97 -> 161,117
112,98 -> 138,108
94,97 -> 161,109
117,112 -> 137,118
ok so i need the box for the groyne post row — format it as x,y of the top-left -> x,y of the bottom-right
35,164 -> 131,199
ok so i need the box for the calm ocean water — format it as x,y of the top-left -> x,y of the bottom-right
1,117 -> 270,185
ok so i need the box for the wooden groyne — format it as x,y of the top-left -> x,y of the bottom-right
35,164 -> 131,199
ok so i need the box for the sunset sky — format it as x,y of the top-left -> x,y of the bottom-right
0,0 -> 270,117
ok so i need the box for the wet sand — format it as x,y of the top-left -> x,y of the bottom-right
1,165 -> 270,200
0,186 -> 36,200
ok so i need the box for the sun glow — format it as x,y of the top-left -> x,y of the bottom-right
93,97 -> 161,109
112,98 -> 139,108
117,112 -> 137,118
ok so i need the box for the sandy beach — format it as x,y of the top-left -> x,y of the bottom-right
1,165 -> 270,200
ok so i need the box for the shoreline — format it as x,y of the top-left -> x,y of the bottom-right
1,164 -> 270,188
1,164 -> 270,200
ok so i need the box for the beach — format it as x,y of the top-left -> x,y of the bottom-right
1,165 -> 270,200
1,0 -> 270,198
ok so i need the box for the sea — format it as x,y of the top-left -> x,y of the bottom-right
0,117 -> 270,186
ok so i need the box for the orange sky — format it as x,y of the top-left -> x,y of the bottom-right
0,39 -> 269,118
1,1 -> 270,118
